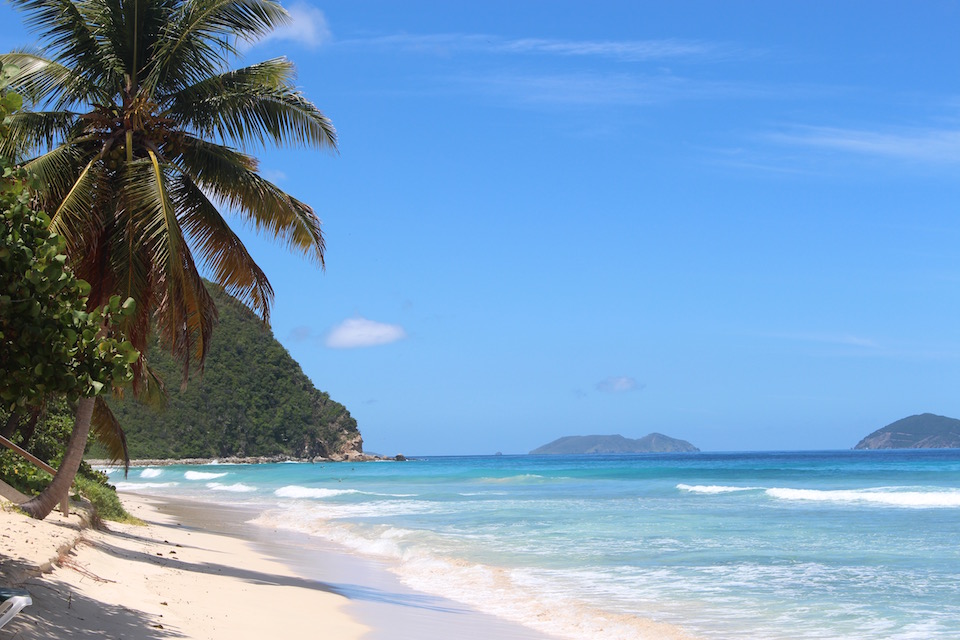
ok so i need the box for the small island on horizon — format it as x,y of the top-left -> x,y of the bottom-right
530,433 -> 700,455
855,413 -> 960,450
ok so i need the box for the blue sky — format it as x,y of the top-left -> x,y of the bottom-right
4,1 -> 960,454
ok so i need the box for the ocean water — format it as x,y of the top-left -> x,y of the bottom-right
108,451 -> 960,639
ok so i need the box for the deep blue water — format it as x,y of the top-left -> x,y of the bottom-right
110,450 -> 960,639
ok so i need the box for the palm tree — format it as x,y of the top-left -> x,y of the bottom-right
2,0 -> 336,518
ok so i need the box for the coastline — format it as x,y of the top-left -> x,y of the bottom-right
0,493 -> 368,639
0,491 -> 562,639
87,452 -> 405,466
155,496 -> 562,639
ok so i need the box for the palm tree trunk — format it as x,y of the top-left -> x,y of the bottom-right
20,397 -> 94,520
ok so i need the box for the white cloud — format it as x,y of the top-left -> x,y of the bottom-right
768,125 -> 960,164
326,317 -> 407,349
257,3 -> 331,49
596,376 -> 642,393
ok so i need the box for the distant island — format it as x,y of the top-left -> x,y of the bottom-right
530,433 -> 699,455
854,413 -> 960,449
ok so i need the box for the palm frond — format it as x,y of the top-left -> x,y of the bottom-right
172,173 -> 274,321
7,0 -> 121,95
167,62 -> 337,151
0,110 -> 79,159
5,0 -> 333,384
173,134 -> 325,266
44,149 -> 109,254
91,396 -> 129,471
131,358 -> 167,408
0,51 -> 103,108
121,153 -> 217,384
162,56 -> 293,112
23,141 -> 89,211
144,0 -> 289,93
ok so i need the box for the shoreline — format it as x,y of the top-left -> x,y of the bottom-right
156,494 -> 694,640
0,493 -> 368,639
149,493 -> 563,639
0,492 -> 563,639
88,453 -> 407,467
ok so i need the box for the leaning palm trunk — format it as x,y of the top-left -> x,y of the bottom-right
20,397 -> 94,520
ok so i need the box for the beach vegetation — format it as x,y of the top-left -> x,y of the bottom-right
1,0 -> 336,516
1,65 -> 139,519
0,400 -> 138,524
73,476 -> 142,525
0,0 -> 336,391
105,283 -> 362,460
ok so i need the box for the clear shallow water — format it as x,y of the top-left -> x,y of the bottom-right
108,451 -> 960,639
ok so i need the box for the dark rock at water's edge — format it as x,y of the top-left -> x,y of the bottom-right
530,433 -> 700,455
854,413 -> 960,450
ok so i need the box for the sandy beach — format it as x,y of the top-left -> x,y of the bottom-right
0,494 -> 369,639
0,492 -> 561,640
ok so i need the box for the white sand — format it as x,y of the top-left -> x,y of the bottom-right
0,494 -> 368,639
2,492 -> 688,640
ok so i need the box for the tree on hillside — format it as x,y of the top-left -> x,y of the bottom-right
0,0 -> 336,396
1,69 -> 138,517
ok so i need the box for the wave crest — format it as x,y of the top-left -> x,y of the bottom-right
206,482 -> 256,493
275,486 -> 360,499
115,481 -> 178,491
677,484 -> 758,494
185,471 -> 228,480
766,487 -> 960,508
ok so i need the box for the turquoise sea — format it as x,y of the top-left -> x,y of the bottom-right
109,451 -> 960,639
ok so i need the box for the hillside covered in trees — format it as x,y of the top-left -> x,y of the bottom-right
854,413 -> 960,449
108,285 -> 362,460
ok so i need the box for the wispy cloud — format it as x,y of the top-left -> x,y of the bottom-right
326,317 -> 407,349
334,33 -> 741,63
451,71 -> 769,107
289,325 -> 314,342
768,125 -> 960,164
261,168 -> 288,183
769,331 -> 960,361
773,332 -> 879,348
596,376 -> 644,393
256,2 -> 331,49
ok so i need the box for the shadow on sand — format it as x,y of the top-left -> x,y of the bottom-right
0,555 -> 175,640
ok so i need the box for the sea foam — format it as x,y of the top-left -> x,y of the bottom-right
275,486 -> 360,499
677,484 -> 759,494
185,471 -> 228,480
255,511 -> 688,640
114,481 -> 178,491
139,468 -> 163,478
206,482 -> 256,493
766,487 -> 960,508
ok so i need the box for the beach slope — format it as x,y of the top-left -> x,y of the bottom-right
0,495 -> 367,639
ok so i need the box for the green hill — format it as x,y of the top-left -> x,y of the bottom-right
854,413 -> 960,450
108,284 -> 363,460
530,433 -> 700,455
